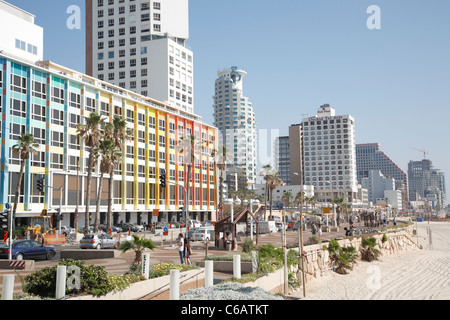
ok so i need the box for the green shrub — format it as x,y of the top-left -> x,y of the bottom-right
23,259 -> 141,298
242,239 -> 257,253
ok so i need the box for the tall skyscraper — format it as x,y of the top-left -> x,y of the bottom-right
86,0 -> 194,113
301,104 -> 358,203
408,159 -> 446,208
212,66 -> 257,187
274,136 -> 290,185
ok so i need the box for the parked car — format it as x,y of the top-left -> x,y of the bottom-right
61,226 -> 76,236
99,224 -> 123,233
188,220 -> 201,228
201,221 -> 214,227
186,227 -> 199,240
190,228 -> 213,241
0,240 -> 56,260
79,233 -> 119,250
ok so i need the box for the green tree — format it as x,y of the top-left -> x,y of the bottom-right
12,134 -> 39,226
119,234 -> 157,273
94,138 -> 121,232
104,117 -> 131,233
77,112 -> 105,232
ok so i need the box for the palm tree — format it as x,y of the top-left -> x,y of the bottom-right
176,134 -> 201,227
77,112 -> 105,233
104,117 -> 131,233
260,164 -> 274,220
211,145 -> 231,208
94,138 -> 121,232
12,134 -> 39,227
333,197 -> 346,227
282,191 -> 292,208
118,234 -> 157,273
263,170 -> 284,220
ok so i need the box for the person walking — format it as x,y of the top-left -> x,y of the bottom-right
318,224 -> 323,241
184,236 -> 192,265
177,233 -> 184,264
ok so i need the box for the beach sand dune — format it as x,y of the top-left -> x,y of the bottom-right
294,221 -> 450,300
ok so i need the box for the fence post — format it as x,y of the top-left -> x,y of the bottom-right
233,254 -> 241,279
169,269 -> 180,300
1,275 -> 14,300
55,265 -> 67,300
142,253 -> 150,280
205,260 -> 214,287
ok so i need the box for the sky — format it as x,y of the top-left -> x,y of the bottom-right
6,0 -> 450,204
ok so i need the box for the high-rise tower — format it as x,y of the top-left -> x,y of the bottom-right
212,66 -> 257,187
86,0 -> 194,113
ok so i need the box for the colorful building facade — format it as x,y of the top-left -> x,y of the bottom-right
0,53 -> 218,228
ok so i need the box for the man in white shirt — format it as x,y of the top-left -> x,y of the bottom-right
178,233 -> 184,264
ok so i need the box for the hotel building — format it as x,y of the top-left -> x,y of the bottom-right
86,0 -> 194,114
0,1 -> 217,228
301,105 -> 358,203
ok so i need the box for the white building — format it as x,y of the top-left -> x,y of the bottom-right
302,105 -> 358,204
213,66 -> 258,187
254,184 -> 314,205
363,170 -> 402,210
86,0 -> 194,113
0,0 -> 43,62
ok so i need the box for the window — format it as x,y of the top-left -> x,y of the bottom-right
51,131 -> 64,147
32,81 -> 46,99
52,87 -> 65,104
32,103 -> 46,122
85,97 -> 96,112
69,92 -> 81,109
52,109 -> 64,126
11,74 -> 27,94
10,99 -> 26,118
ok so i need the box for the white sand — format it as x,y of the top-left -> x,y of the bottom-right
293,221 -> 450,300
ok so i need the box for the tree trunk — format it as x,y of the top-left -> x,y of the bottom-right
94,172 -> 104,232
269,189 -> 273,220
107,168 -> 114,233
12,161 -> 26,229
85,150 -> 95,233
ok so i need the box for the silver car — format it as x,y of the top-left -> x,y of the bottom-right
79,233 -> 119,250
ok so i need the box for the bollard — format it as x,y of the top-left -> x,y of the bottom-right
1,275 -> 15,300
233,254 -> 241,279
169,269 -> 180,300
142,253 -> 150,280
252,251 -> 259,273
205,260 -> 214,287
55,265 -> 67,300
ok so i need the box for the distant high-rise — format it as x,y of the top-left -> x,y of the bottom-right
408,159 -> 446,208
86,0 -> 194,113
356,143 -> 408,209
212,66 -> 257,186
274,136 -> 290,185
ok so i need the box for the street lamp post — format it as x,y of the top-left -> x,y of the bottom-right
293,172 -> 306,297
224,197 -> 241,250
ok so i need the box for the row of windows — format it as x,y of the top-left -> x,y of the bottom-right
97,0 -> 161,11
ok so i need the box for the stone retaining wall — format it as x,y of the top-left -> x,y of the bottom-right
294,224 -> 419,283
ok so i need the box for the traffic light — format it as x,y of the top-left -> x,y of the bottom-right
0,211 -> 8,229
37,177 -> 44,192
159,169 -> 166,188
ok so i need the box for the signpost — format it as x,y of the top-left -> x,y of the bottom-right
142,253 -> 150,280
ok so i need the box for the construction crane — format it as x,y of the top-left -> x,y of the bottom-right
412,147 -> 429,159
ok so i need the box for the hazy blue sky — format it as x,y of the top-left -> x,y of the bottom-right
6,0 -> 450,204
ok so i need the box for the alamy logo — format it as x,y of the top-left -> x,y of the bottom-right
367,5 -> 381,30
67,5 -> 81,30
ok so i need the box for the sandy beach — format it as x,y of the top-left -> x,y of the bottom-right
293,221 -> 450,300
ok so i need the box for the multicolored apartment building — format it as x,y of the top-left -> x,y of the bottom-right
0,54 -> 218,228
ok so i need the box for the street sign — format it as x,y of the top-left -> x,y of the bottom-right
153,209 -> 159,217
163,226 -> 168,235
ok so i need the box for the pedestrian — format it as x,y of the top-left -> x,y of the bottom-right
177,233 -> 184,264
184,236 -> 192,265
318,224 -> 322,240
393,217 -> 397,226
311,222 -> 316,236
